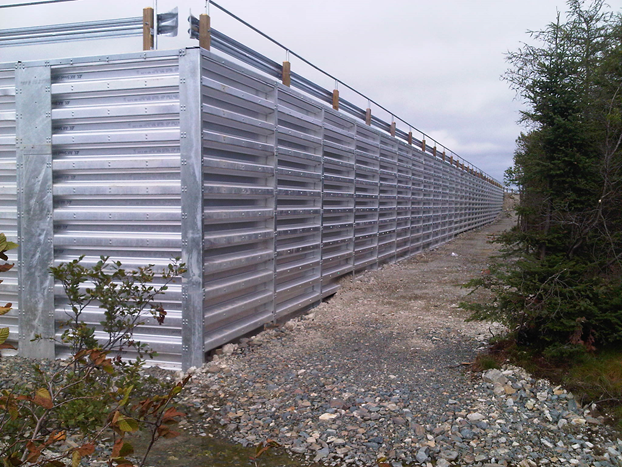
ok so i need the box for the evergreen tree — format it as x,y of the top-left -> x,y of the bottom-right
466,0 -> 622,352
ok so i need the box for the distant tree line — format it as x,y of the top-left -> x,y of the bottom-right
466,0 -> 622,356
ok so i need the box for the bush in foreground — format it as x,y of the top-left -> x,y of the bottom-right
0,255 -> 189,467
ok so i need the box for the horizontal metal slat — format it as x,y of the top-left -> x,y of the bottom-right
276,167 -> 322,181
54,208 -> 180,222
276,275 -> 321,294
276,104 -> 323,130
203,157 -> 274,175
202,77 -> 275,114
52,102 -> 180,120
204,270 -> 273,299
277,126 -> 322,147
204,290 -> 274,326
202,131 -> 274,155
204,229 -> 274,248
54,232 -> 181,248
52,75 -> 179,94
276,208 -> 321,217
276,147 -> 322,164
204,208 -> 273,222
276,225 -> 321,237
205,249 -> 274,273
203,184 -> 273,198
53,182 -> 180,197
276,188 -> 321,198
203,104 -> 274,137
52,129 -> 179,145
53,156 -> 180,172
276,241 -> 321,258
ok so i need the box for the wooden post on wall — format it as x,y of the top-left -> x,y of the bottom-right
200,14 -> 211,50
421,139 -> 426,153
282,61 -> 291,87
332,89 -> 339,110
365,108 -> 372,125
143,7 -> 154,51
390,121 -> 396,137
408,131 -> 413,145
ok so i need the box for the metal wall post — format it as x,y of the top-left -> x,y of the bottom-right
179,49 -> 205,370
15,65 -> 55,359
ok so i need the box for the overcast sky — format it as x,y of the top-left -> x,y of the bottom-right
2,0 -> 621,183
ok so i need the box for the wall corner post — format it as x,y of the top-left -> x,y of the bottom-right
179,49 -> 205,370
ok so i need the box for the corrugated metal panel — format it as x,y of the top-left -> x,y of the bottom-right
274,87 -> 323,317
396,143 -> 413,260
354,123 -> 380,271
321,109 -> 355,298
0,67 -> 18,346
50,55 -> 184,367
378,134 -> 398,264
200,53 -> 276,350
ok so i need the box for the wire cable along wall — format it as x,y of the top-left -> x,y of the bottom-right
0,6 -> 504,369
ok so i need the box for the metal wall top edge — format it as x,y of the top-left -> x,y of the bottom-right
199,48 -> 279,89
0,48 -> 192,71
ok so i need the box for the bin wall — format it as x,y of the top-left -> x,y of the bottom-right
1,48 -> 504,368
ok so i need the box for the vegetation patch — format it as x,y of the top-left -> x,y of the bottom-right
464,0 -> 622,434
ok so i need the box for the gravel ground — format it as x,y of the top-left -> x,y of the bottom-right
178,213 -> 622,466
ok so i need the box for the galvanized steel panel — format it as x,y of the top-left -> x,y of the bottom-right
200,52 -> 276,350
50,54 -> 184,367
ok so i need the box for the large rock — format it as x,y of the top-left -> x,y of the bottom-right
482,369 -> 507,384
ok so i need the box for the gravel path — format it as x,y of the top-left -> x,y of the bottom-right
179,213 -> 622,466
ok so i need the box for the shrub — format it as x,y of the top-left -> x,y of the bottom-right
0,255 -> 189,467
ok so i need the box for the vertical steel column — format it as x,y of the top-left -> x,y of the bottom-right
179,49 -> 205,370
15,64 -> 54,359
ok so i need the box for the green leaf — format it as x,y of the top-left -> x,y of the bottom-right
33,388 -> 53,409
0,327 -> 9,345
117,417 -> 139,432
71,451 -> 80,467
120,385 -> 134,407
119,441 -> 134,457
